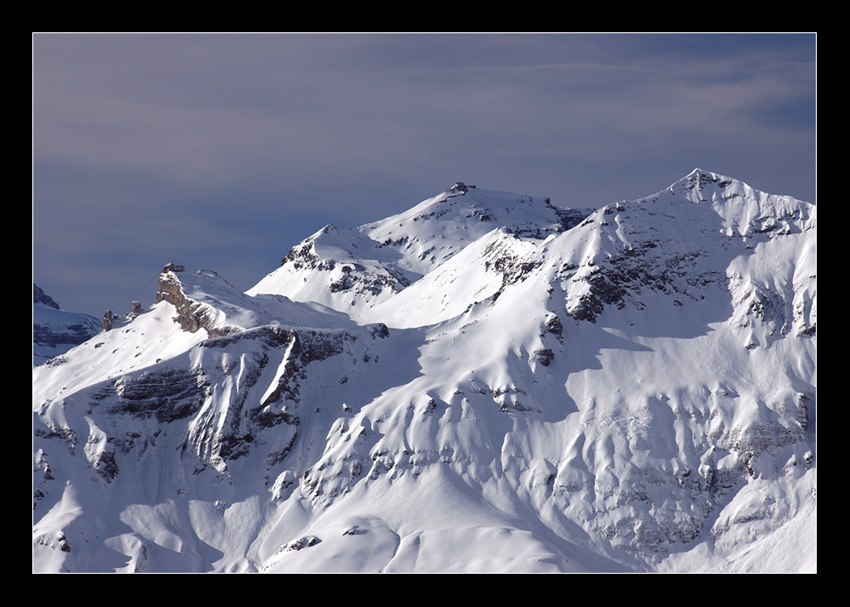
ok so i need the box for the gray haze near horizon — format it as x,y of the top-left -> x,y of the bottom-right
33,33 -> 816,318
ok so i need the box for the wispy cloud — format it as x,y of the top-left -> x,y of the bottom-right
32,33 -> 816,315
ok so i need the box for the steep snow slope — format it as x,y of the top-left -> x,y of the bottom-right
32,170 -> 815,573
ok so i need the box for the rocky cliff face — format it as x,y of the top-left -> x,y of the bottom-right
156,268 -> 239,337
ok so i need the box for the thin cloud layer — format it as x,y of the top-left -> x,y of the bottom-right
33,33 -> 816,317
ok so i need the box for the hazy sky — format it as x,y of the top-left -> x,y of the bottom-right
33,33 -> 816,317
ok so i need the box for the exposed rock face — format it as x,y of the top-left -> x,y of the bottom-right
101,367 -> 211,423
155,269 -> 241,337
156,269 -> 210,334
279,227 -> 414,301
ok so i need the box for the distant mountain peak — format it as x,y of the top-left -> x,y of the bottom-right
33,284 -> 101,364
33,284 -> 60,310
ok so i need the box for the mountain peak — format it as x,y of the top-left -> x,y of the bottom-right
686,166 -> 718,179
661,168 -> 735,197
33,284 -> 60,310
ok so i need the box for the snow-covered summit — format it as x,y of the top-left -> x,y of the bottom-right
652,168 -> 814,235
33,171 -> 816,573
248,183 -> 592,319
360,182 -> 588,270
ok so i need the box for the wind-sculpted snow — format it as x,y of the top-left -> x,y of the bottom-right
33,170 -> 815,572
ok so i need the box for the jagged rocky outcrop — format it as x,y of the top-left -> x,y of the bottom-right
155,267 -> 240,337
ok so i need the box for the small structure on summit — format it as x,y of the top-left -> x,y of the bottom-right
162,263 -> 185,273
450,182 -> 475,194
101,300 -> 145,332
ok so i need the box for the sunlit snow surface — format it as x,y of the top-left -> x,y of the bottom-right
33,171 -> 815,573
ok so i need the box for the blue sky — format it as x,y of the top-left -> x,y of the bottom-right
33,33 -> 816,317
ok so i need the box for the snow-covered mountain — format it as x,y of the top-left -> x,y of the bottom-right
32,170 -> 816,573
33,285 -> 102,365
247,183 -> 590,318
